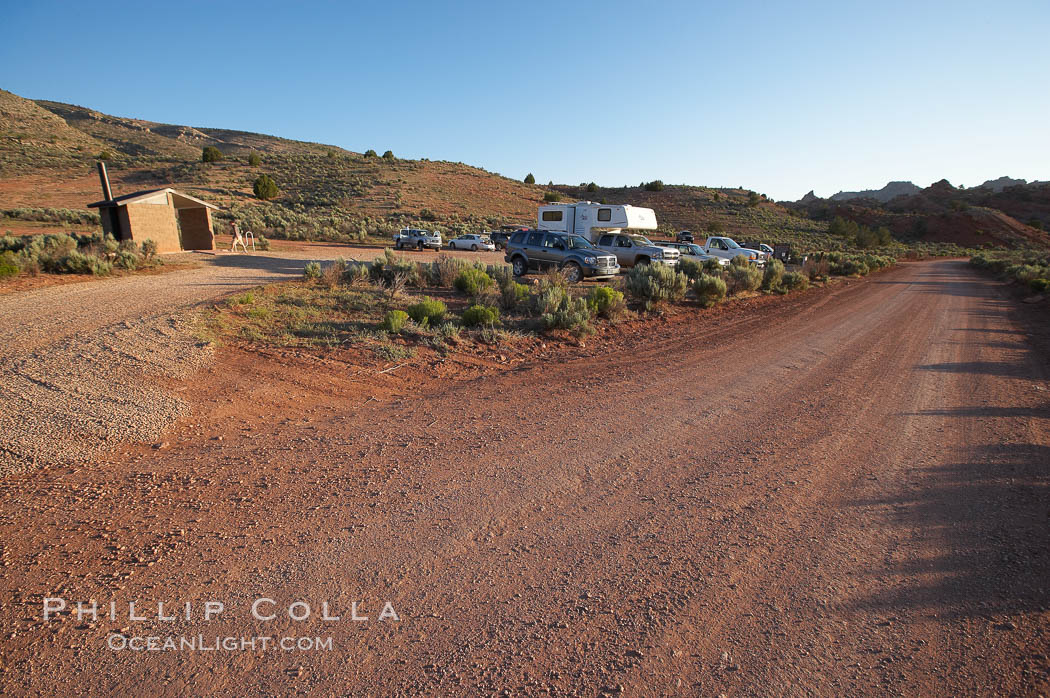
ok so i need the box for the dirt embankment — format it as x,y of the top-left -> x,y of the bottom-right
0,259 -> 1047,695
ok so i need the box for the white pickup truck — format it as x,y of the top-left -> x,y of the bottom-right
393,228 -> 443,250
699,237 -> 768,266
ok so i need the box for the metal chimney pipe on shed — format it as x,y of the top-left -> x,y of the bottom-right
97,161 -> 113,201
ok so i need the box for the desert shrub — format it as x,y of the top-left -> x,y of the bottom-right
761,259 -> 785,291
462,304 -> 500,327
114,251 -> 139,270
343,262 -> 370,285
542,296 -> 594,337
781,271 -> 810,292
644,180 -> 665,192
747,191 -> 761,207
802,257 -> 829,281
0,251 -> 19,278
371,248 -> 419,287
692,273 -> 727,307
624,263 -> 688,309
303,261 -> 322,279
678,256 -> 704,280
382,310 -> 409,333
253,175 -> 279,201
833,257 -> 869,276
726,265 -> 762,294
141,239 -> 158,260
247,152 -> 262,166
534,278 -> 569,315
382,150 -> 394,159
436,321 -> 460,341
406,297 -> 447,326
586,286 -> 626,319
729,254 -> 750,268
586,182 -> 598,192
1029,278 -> 1050,293
322,258 -> 347,287
430,254 -> 471,287
255,234 -> 271,251
454,267 -> 494,296
524,173 -> 536,184
201,146 -> 223,163
543,191 -> 562,202
500,280 -> 529,310
702,257 -> 723,274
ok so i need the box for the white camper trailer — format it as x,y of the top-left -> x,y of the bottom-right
537,201 -> 658,243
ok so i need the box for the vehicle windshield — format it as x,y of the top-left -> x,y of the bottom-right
628,234 -> 654,246
724,238 -> 741,249
566,235 -> 596,249
686,244 -> 704,255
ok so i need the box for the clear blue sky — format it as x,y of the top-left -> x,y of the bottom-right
2,0 -> 1048,200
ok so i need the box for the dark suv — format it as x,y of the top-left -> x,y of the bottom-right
504,230 -> 620,283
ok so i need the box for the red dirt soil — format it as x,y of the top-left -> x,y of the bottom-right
0,260 -> 1047,695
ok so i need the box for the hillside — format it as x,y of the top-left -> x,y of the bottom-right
2,87 -> 1041,252
789,178 -> 1050,250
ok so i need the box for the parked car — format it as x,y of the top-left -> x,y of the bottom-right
488,232 -> 511,250
740,242 -> 775,257
660,242 -> 730,267
675,231 -> 694,243
393,228 -> 442,250
504,230 -> 619,283
698,236 -> 766,267
448,234 -> 495,251
594,232 -> 680,269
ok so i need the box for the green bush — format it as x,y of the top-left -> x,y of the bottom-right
382,310 -> 409,332
462,304 -> 500,327
382,150 -> 394,159
253,175 -> 279,201
693,273 -> 727,307
727,265 -> 762,294
644,180 -> 665,192
586,286 -> 625,319
543,191 -> 562,202
407,297 -> 447,326
702,257 -> 723,274
0,251 -> 19,278
781,271 -> 810,292
534,277 -> 569,315
364,149 -> 377,157
524,173 -> 536,184
542,296 -> 594,337
678,256 -> 704,280
201,146 -> 223,163
500,280 -> 529,310
1029,278 -> 1050,293
371,248 -> 420,287
141,239 -> 158,259
247,152 -> 262,166
761,259 -> 785,291
453,267 -> 494,296
303,261 -> 322,279
114,251 -> 139,270
586,182 -> 598,192
624,263 -> 688,309
730,254 -> 750,267
255,235 -> 271,251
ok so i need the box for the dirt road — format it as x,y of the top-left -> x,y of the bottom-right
0,246 -> 502,473
1,259 -> 1047,695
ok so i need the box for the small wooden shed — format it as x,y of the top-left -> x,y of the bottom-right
88,187 -> 218,254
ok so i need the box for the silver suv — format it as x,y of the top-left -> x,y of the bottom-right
394,228 -> 442,250
504,230 -> 619,283
595,232 -> 680,268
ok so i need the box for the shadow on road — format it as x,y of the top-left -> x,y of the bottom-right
844,441 -> 1050,620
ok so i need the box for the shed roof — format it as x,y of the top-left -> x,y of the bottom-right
87,188 -> 219,210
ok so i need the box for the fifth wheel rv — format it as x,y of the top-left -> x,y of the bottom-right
537,201 -> 658,243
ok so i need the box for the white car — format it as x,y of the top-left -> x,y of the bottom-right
660,242 -> 730,267
448,234 -> 495,252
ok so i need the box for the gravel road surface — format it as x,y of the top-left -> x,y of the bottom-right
0,247 -> 501,474
0,259 -> 1047,695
